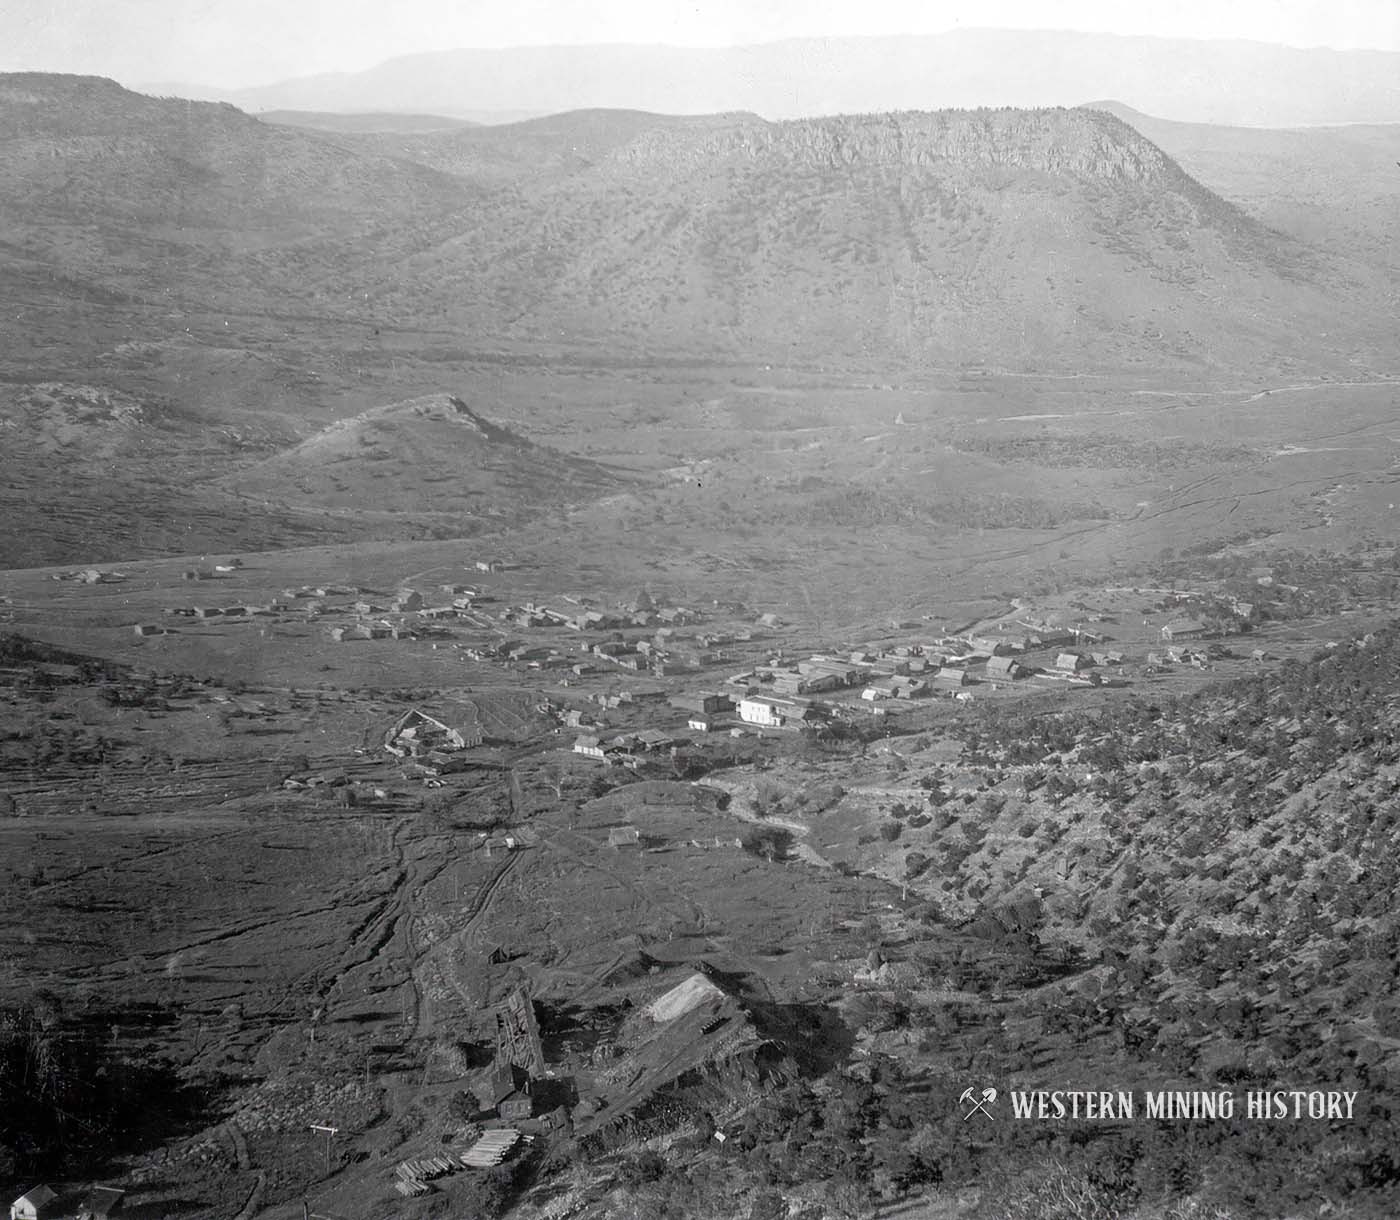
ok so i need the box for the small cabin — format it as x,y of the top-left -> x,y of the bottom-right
11,1186 -> 60,1220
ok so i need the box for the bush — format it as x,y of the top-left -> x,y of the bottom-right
740,825 -> 795,862
621,1149 -> 667,1187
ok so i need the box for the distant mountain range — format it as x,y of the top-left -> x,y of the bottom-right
139,30 -> 1400,128
257,110 -> 481,134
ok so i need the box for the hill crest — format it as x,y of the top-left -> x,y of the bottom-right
612,107 -> 1181,184
220,393 -> 626,518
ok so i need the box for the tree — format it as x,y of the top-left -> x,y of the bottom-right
741,825 -> 794,863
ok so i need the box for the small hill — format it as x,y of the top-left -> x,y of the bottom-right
220,393 -> 628,517
1084,99 -> 1400,270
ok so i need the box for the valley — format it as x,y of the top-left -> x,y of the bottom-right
2,65 -> 1400,1220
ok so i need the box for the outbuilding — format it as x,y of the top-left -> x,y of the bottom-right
10,1186 -> 60,1220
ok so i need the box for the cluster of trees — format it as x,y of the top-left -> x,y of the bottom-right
0,996 -> 201,1182
887,620 -> 1400,1213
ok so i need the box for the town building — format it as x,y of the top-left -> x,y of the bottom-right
736,694 -> 818,728
384,708 -> 483,758
986,655 -> 1021,679
1160,619 -> 1208,642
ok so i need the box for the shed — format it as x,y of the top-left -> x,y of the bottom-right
608,826 -> 641,849
11,1186 -> 60,1220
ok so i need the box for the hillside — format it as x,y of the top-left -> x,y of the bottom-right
1084,101 -> 1400,271
163,31 -> 1400,127
220,393 -> 629,517
341,108 -> 759,185
0,73 -> 476,309
0,76 -> 1388,374
1,75 -> 1396,566
374,106 -> 1386,372
653,611 -> 1400,1218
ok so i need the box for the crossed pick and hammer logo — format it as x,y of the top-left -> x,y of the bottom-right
960,1086 -> 997,1120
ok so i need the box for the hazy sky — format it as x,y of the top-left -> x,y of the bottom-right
3,0 -> 1398,88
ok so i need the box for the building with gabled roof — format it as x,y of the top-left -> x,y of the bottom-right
1160,619 -> 1208,642
384,708 -> 482,757
736,694 -> 820,728
10,1186 -> 60,1220
573,734 -> 607,759
932,666 -> 973,689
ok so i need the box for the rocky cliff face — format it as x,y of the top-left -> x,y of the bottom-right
616,108 -> 1179,182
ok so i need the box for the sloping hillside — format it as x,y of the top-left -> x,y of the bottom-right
0,73 -> 475,307
376,106 -> 1384,372
0,77 -> 1387,374
339,109 -> 753,185
220,393 -> 629,516
1086,100 -> 1400,271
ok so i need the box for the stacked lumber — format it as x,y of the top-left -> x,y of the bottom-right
460,1128 -> 521,1168
398,1155 -> 458,1184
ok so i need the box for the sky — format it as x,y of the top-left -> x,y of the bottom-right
2,0 -> 1398,89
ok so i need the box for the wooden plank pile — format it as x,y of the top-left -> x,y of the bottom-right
460,1128 -> 522,1168
394,1153 -> 461,1196
402,1154 -> 460,1180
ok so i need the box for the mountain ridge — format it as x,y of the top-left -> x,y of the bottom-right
0,74 -> 1388,377
132,30 -> 1400,128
